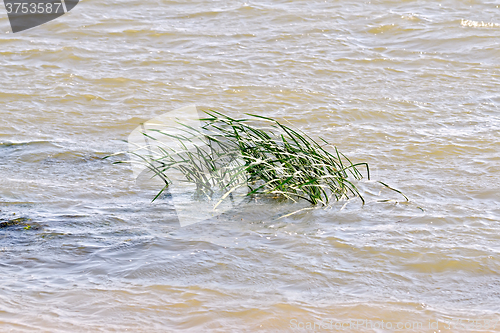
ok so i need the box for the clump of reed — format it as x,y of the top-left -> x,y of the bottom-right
135,110 -> 375,206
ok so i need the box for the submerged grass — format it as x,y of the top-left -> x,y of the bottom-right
125,110 -> 387,207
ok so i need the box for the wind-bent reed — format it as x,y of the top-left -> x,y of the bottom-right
130,110 -> 372,206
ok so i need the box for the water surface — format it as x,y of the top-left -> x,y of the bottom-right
1,0 -> 500,331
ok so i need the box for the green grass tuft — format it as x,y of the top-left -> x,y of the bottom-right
134,110 -> 375,206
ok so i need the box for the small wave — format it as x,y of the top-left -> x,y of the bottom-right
0,140 -> 59,148
461,19 -> 500,28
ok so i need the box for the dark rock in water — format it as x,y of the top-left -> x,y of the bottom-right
0,217 -> 38,229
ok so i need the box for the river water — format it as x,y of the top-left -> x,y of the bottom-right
1,0 -> 500,332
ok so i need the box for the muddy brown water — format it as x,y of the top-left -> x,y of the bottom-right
1,0 -> 500,331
